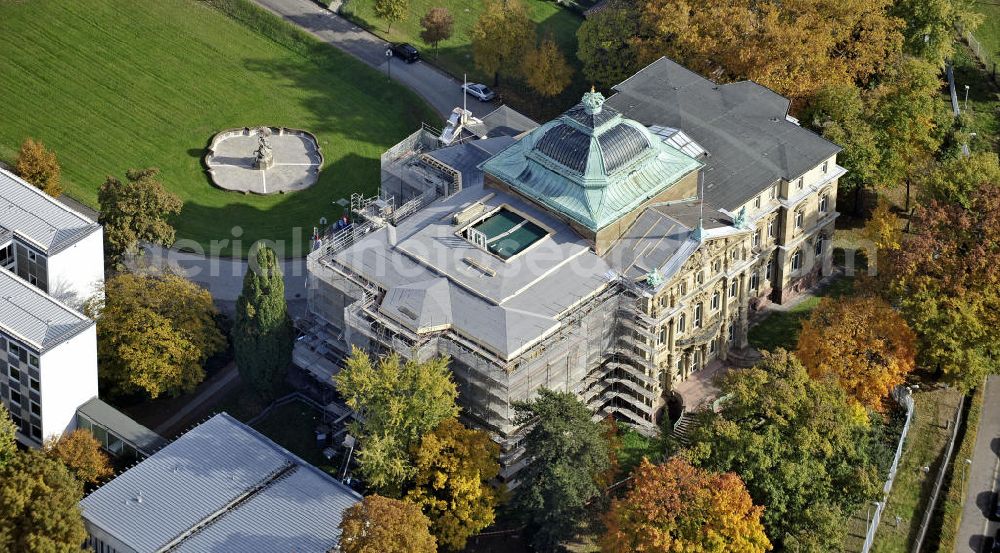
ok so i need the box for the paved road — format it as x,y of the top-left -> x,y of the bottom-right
252,0 -> 468,119
957,375 -> 1000,552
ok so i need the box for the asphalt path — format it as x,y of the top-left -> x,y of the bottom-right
251,0 -> 471,119
957,375 -> 1000,553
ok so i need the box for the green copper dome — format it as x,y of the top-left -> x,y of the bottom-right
481,91 -> 702,231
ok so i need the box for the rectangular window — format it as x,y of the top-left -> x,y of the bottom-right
658,326 -> 667,346
728,322 -> 735,342
753,230 -> 761,247
28,377 -> 39,392
750,272 -> 759,291
29,401 -> 40,417
677,315 -> 686,334
792,250 -> 803,271
815,238 -> 824,257
10,388 -> 21,407
711,292 -> 720,311
766,259 -> 774,280
767,219 -> 776,238
820,194 -> 829,213
729,280 -> 738,298
8,365 -> 20,383
30,424 -> 41,441
795,211 -> 804,229
694,304 -> 703,328
769,185 -> 777,199
27,250 -> 37,262
754,196 -> 761,208
797,177 -> 804,190
822,161 -> 829,173
710,339 -> 717,354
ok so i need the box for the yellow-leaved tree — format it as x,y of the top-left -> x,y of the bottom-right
601,458 -> 771,553
796,295 -> 916,410
405,418 -> 500,551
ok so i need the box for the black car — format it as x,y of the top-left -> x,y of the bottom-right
390,43 -> 420,63
992,528 -> 1000,553
994,491 -> 1000,520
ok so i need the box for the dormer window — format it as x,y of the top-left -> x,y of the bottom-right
822,161 -> 829,173
754,195 -> 761,208
797,177 -> 804,190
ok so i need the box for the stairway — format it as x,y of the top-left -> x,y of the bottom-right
671,411 -> 696,446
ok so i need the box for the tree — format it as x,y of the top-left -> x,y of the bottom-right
0,450 -> 87,553
863,198 -> 902,252
373,0 -> 408,32
522,37 -> 573,97
405,418 -> 500,551
334,348 -> 459,495
98,167 -> 182,265
601,458 -> 771,553
419,8 -> 454,57
870,57 -> 944,211
470,0 -> 535,86
886,178 -> 1000,390
686,350 -> 883,551
802,84 -> 881,214
890,0 -> 983,65
14,137 -> 62,197
44,430 -> 113,486
513,389 -> 611,552
88,273 -> 226,398
233,245 -> 292,399
339,494 -> 437,553
577,2 -> 640,88
0,404 -> 16,469
918,152 -> 1000,209
796,296 -> 916,410
625,0 -> 903,101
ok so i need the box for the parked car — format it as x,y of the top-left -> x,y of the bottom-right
389,43 -> 420,63
462,83 -> 496,102
994,491 -> 1000,520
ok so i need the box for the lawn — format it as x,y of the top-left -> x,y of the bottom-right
968,2 -> 1000,70
870,386 -> 963,553
949,43 -> 1000,154
252,399 -> 340,472
0,0 -> 436,257
747,276 -> 855,352
340,0 -> 583,86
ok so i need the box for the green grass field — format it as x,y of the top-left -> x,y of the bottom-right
969,3 -> 1000,67
341,0 -> 582,85
0,0 -> 436,257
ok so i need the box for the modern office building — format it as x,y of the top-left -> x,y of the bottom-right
0,167 -> 104,308
0,269 -> 98,445
80,413 -> 361,553
299,58 -> 843,476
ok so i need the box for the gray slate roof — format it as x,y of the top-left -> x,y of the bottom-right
79,413 -> 360,553
76,398 -> 168,455
0,270 -> 93,352
0,168 -> 100,253
606,57 -> 841,210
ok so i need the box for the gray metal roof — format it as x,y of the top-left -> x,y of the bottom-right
76,398 -> 167,455
463,105 -> 539,139
606,57 -> 841,210
79,413 -> 360,553
0,270 -> 93,352
0,168 -> 100,253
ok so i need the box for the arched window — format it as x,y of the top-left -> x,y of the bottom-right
711,291 -> 720,311
792,249 -> 803,271
820,193 -> 830,213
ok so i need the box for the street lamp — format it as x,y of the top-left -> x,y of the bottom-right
385,47 -> 393,82
961,458 -> 973,492
964,84 -> 970,112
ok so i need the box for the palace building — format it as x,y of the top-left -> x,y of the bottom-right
298,58 -> 843,477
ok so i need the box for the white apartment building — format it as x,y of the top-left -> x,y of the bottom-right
0,168 -> 104,308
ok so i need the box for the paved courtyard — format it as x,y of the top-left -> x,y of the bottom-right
205,129 -> 322,194
673,359 -> 732,411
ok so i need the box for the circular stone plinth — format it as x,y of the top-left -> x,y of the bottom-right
205,127 -> 323,194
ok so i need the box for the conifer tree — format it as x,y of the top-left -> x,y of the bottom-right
233,245 -> 293,399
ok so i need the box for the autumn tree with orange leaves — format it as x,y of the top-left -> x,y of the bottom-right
602,458 -> 771,553
796,296 -> 916,410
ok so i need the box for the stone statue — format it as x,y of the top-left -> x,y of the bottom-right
733,206 -> 750,230
253,127 -> 274,170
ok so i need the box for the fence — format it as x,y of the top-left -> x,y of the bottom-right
911,392 -> 967,553
961,28 -> 997,82
860,386 -> 916,553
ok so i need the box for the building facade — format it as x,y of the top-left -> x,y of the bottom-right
0,168 -> 104,446
299,58 -> 843,476
0,168 -> 104,308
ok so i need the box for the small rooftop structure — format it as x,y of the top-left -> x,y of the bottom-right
79,413 -> 361,553
0,168 -> 100,253
0,269 -> 93,352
